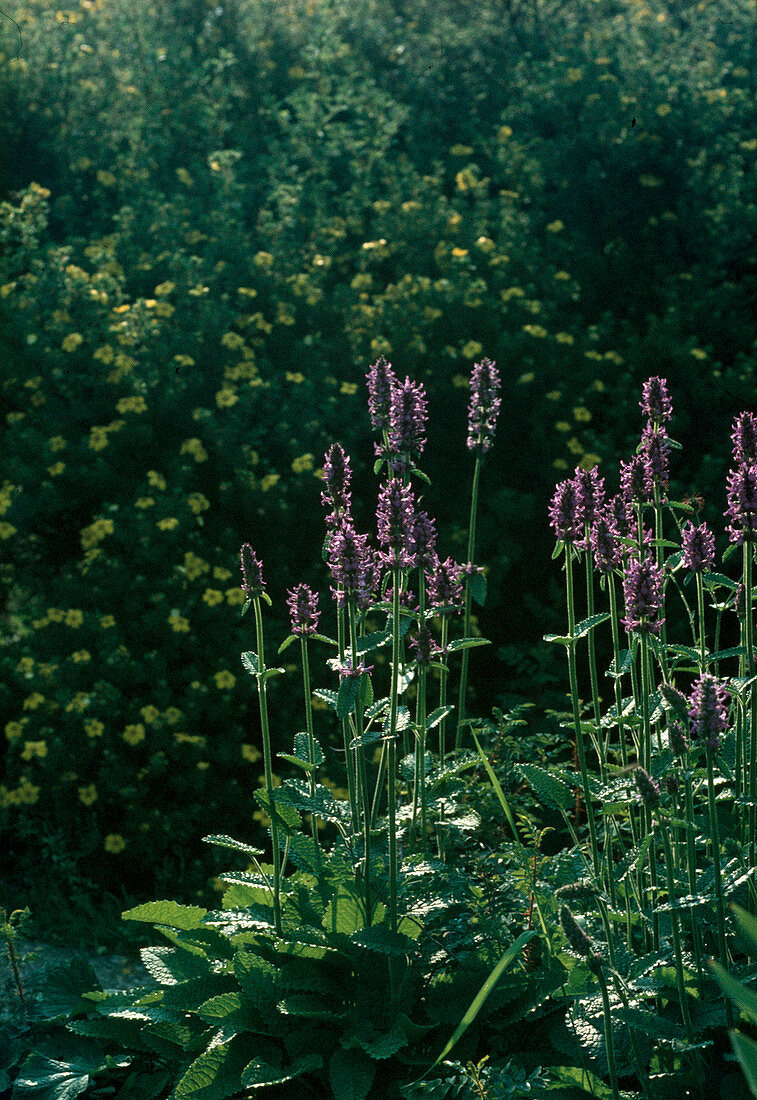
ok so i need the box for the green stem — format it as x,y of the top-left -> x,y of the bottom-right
299,636 -> 320,849
348,599 -> 371,923
696,572 -> 707,672
253,596 -> 282,937
657,823 -> 694,1040
437,615 -> 450,862
456,450 -> 482,751
584,533 -> 603,745
639,631 -> 658,951
337,597 -> 360,833
388,569 -> 401,934
566,547 -> 601,878
706,745 -> 733,1026
745,545 -> 756,885
597,966 -> 621,1100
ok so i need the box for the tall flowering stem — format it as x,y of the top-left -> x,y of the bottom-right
456,358 -> 501,751
746,546 -> 757,877
565,548 -> 601,880
348,597 -> 373,922
387,569 -> 402,934
252,595 -> 283,937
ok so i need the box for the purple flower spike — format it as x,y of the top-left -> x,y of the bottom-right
726,462 -> 757,545
559,906 -> 603,974
622,556 -> 664,634
688,673 -> 730,751
732,412 -> 757,465
467,357 -> 502,453
668,721 -> 689,756
366,356 -> 398,432
681,520 -> 715,573
590,512 -> 622,574
286,583 -> 320,637
426,555 -> 465,611
634,767 -> 661,809
641,424 -> 671,488
620,454 -> 654,505
574,466 -> 606,528
327,523 -> 375,610
640,376 -> 673,424
385,377 -> 428,475
409,624 -> 440,667
549,479 -> 583,545
377,478 -> 417,569
240,543 -> 265,597
413,509 -> 437,570
336,657 -> 374,681
610,493 -> 635,540
321,443 -> 353,528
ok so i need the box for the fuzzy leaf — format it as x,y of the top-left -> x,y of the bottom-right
337,675 -> 362,719
277,634 -> 297,655
140,946 -> 210,986
241,1055 -> 322,1089
12,1038 -> 105,1100
323,884 -> 365,936
123,901 -> 208,930
467,571 -> 487,607
347,925 -> 417,956
710,960 -> 757,1025
425,706 -> 454,730
241,651 -> 260,676
445,637 -> 490,653
572,612 -> 610,638
202,834 -> 263,857
174,1037 -> 247,1100
356,628 -> 391,655
37,957 -> 102,1017
312,688 -> 339,710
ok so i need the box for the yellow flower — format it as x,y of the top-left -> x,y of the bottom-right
93,345 -> 114,364
449,143 -> 474,156
16,657 -> 34,674
155,281 -> 175,296
604,351 -> 624,366
501,286 -> 525,301
147,471 -> 167,490
47,462 -> 65,476
291,453 -> 315,473
123,723 -> 146,746
17,778 -> 40,805
555,421 -> 571,433
339,381 -> 358,395
241,744 -> 262,763
49,436 -> 67,451
213,566 -> 232,582
140,705 -> 160,725
180,438 -> 208,462
221,331 -> 245,350
104,833 -> 127,854
567,68 -> 583,82
62,333 -> 84,352
546,220 -> 564,232
157,517 -> 179,531
517,372 -> 535,385
214,670 -> 236,690
553,458 -> 568,470
97,170 -> 116,187
135,497 -> 155,508
226,588 -> 246,607
85,719 -> 104,738
216,387 -> 239,408
99,615 -> 115,629
116,395 -> 147,414
71,650 -> 91,663
78,784 -> 98,806
89,427 -> 109,451
174,354 -> 196,367
187,493 -> 210,515
203,589 -> 224,607
21,740 -> 48,760
523,324 -> 548,338
5,721 -> 25,741
451,247 -> 469,259
23,692 -> 45,710
253,251 -> 274,270
573,406 -> 592,422
656,103 -> 672,116
462,341 -> 483,359
169,614 -> 190,633
260,473 -> 280,492
164,707 -> 183,726
567,437 -> 584,455
555,332 -> 574,345
497,125 -> 513,141
690,348 -> 707,360
579,454 -> 602,470
554,271 -> 571,281
639,175 -> 662,188
183,552 -> 209,580
174,732 -> 205,745
0,522 -> 17,539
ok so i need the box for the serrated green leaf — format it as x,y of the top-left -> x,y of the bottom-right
573,612 -> 610,638
425,706 -> 454,730
312,688 -> 338,710
277,634 -> 297,655
202,834 -> 263,857
329,1048 -> 376,1100
241,1054 -> 322,1089
311,632 -> 338,646
241,651 -> 259,676
140,946 -> 210,986
543,633 -> 571,646
518,763 -> 574,813
337,675 -> 361,719
356,628 -> 391,655
12,1038 -> 104,1100
347,925 -> 416,956
37,957 -> 102,1017
123,901 -> 208,930
445,637 -> 491,653
323,883 -> 365,936
174,1037 -> 247,1100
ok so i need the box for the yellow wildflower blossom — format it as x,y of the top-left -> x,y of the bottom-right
221,331 -> 245,350
183,552 -> 209,581
17,778 -> 40,805
523,325 -> 548,338
203,589 -> 224,607
62,333 -> 84,352
169,614 -> 190,633
260,473 -> 280,492
140,705 -> 160,725
291,453 -> 315,473
47,462 -> 65,476
116,395 -> 147,414
71,650 -> 91,663
579,454 -> 602,470
100,615 -> 115,628
78,784 -> 98,806
23,692 -> 45,710
216,387 -> 239,408
639,175 -> 662,188
157,518 -> 179,531
241,744 -> 262,763
501,286 -> 525,301
135,497 -> 155,508
462,341 -> 483,359
555,332 -> 574,345
147,471 -> 166,490
180,438 -> 208,462
49,436 -> 67,451
213,566 -> 232,582
164,707 -> 183,726
573,407 -> 592,422
556,421 -> 571,433
214,670 -> 236,690
690,348 -> 707,360
104,833 -> 127,853
123,723 -> 146,746
155,281 -> 175,296
187,493 -> 210,515
546,220 -> 564,232
16,657 -> 34,674
0,522 -> 17,539
285,372 -> 305,383
89,428 -> 109,451
226,588 -> 246,607
5,721 -> 25,741
85,719 -> 104,738
567,437 -> 584,455
567,68 -> 583,82
21,740 -> 48,760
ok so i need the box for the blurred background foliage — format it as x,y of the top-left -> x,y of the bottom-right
0,0 -> 755,911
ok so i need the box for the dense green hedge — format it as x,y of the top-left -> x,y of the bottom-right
0,0 -> 754,900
